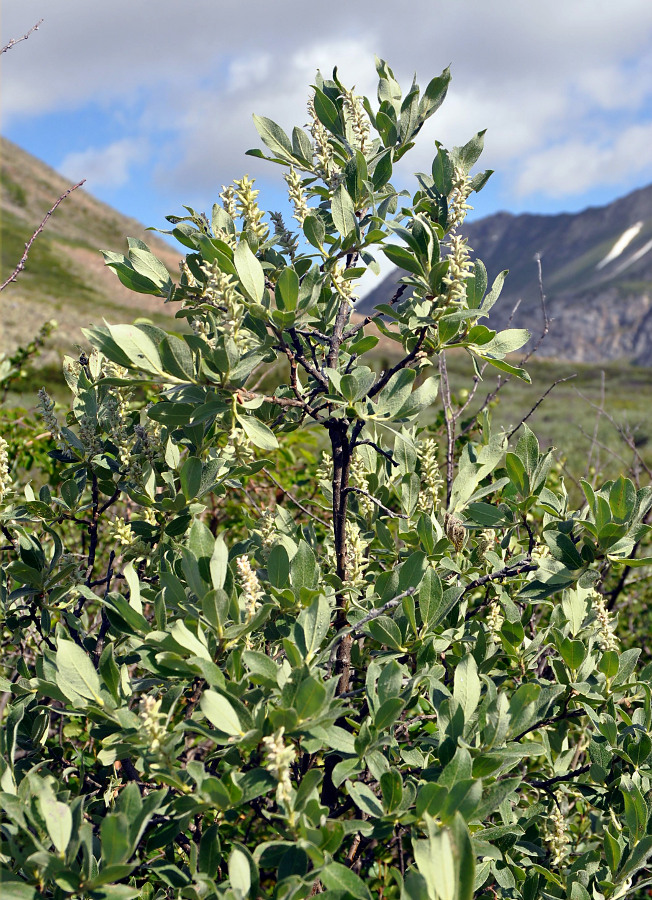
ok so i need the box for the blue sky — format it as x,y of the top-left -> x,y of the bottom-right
3,0 -> 652,289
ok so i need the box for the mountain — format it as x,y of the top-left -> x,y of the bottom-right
0,137 -> 181,363
360,184 -> 652,364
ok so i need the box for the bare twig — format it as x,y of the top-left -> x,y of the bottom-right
262,467 -> 329,527
586,370 -> 605,477
506,374 -> 577,440
1,19 -> 43,54
0,180 -> 86,292
461,254 -> 552,438
343,485 -> 406,518
574,387 -> 652,479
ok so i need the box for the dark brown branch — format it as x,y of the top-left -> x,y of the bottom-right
367,327 -> 426,400
342,284 -> 408,342
351,439 -> 398,467
463,561 -> 537,619
0,180 -> 86,292
513,707 -> 583,742
526,763 -> 591,790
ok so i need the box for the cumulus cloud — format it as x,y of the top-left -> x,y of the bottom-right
3,0 -> 652,208
515,121 -> 652,198
59,138 -> 148,189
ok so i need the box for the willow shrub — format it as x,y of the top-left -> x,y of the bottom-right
2,59 -> 652,900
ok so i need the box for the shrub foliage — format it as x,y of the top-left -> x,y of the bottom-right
2,59 -> 652,900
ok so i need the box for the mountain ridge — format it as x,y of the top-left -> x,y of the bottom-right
361,182 -> 652,364
0,136 -> 181,361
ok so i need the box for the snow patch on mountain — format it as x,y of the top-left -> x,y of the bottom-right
612,238 -> 652,276
597,221 -> 644,269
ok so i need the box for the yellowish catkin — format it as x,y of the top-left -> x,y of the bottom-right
0,437 -> 10,503
262,727 -> 295,807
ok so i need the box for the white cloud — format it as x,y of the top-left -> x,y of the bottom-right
3,0 -> 652,208
59,138 -> 148,189
515,121 -> 652,198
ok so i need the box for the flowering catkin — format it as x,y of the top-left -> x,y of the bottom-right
262,727 -> 295,807
236,555 -> 262,619
0,437 -> 10,503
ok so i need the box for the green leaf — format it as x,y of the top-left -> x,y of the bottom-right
341,367 -> 376,402
37,784 -> 72,855
303,214 -> 325,249
180,456 -> 202,499
234,239 -> 264,303
0,879 -> 38,900
559,638 -> 587,670
476,355 -> 531,383
229,845 -> 252,900
105,324 -> 164,375
505,452 -> 529,496
367,616 -> 404,651
375,368 -> 416,418
453,130 -> 486,172
242,651 -> 279,686
236,414 -> 278,450
332,184 -> 357,238
291,540 -> 318,591
622,778 -> 648,842
610,476 -> 637,524
210,536 -> 228,591
201,690 -> 243,736
375,697 -> 406,731
295,594 -> 330,662
252,115 -> 293,160
382,243 -> 424,276
275,266 -> 299,311
100,813 -> 131,866
313,88 -> 342,135
380,769 -> 403,813
419,67 -> 451,120
346,780 -> 385,818
56,640 -> 103,706
453,654 -> 481,719
321,862 -> 372,900
159,335 -> 195,382
481,328 -> 530,357
294,676 -> 326,720
267,543 -> 289,588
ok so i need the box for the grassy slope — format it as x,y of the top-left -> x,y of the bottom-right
1,137 -> 181,367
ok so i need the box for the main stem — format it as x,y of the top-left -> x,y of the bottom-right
329,418 -> 353,694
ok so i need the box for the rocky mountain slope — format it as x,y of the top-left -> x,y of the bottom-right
361,183 -> 652,364
0,137 -> 181,361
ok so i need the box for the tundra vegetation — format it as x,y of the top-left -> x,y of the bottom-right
2,59 -> 652,900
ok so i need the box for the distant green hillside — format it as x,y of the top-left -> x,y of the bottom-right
1,137 -> 181,363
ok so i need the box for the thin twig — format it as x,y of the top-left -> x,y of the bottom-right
343,486 -> 406,518
586,370 -> 605,477
506,375 -> 577,440
461,254 -> 551,438
1,19 -> 43,54
0,180 -> 86,292
574,387 -> 652,480
262,468 -> 329,527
